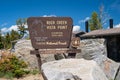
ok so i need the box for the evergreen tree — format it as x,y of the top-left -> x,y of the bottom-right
16,18 -> 28,38
0,30 -> 4,49
5,32 -> 11,49
10,29 -> 20,41
89,12 -> 102,31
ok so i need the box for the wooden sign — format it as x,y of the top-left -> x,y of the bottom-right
27,17 -> 73,49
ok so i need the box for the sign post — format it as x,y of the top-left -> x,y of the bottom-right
27,17 -> 81,80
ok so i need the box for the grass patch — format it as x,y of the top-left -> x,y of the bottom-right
30,69 -> 40,75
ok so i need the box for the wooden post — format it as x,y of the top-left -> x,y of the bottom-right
68,47 -> 77,58
35,49 -> 48,80
35,49 -> 42,71
68,34 -> 77,58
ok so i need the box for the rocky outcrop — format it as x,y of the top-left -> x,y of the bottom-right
41,59 -> 108,80
77,39 -> 107,59
78,39 -> 120,80
14,39 -> 56,69
14,39 -> 120,80
14,39 -> 38,69
94,55 -> 120,80
14,38 -> 107,69
115,67 -> 120,80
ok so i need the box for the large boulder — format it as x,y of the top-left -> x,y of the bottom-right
115,67 -> 120,80
94,55 -> 120,80
14,39 -> 38,69
77,39 -> 107,59
14,39 -> 56,69
78,39 -> 120,80
14,39 -> 120,80
41,59 -> 108,80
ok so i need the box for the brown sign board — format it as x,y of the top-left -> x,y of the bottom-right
27,17 -> 73,49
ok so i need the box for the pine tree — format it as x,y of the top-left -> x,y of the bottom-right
5,32 -> 11,49
10,29 -> 20,41
16,18 -> 28,38
0,30 -> 4,49
89,12 -> 102,31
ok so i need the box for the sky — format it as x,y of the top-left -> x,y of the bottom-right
0,0 -> 120,34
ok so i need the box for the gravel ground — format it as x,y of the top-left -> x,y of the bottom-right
0,74 -> 44,80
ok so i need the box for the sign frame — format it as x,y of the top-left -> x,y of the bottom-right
27,17 -> 73,49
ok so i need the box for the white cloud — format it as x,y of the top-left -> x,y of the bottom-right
1,24 -> 28,34
1,25 -> 18,33
107,23 -> 120,29
114,23 -> 120,28
72,25 -> 81,33
8,25 -> 18,31
1,27 -> 8,33
43,15 -> 56,17
79,17 -> 90,24
25,25 -> 28,28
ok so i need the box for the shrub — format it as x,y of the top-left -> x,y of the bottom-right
4,72 -> 14,80
0,52 -> 29,78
